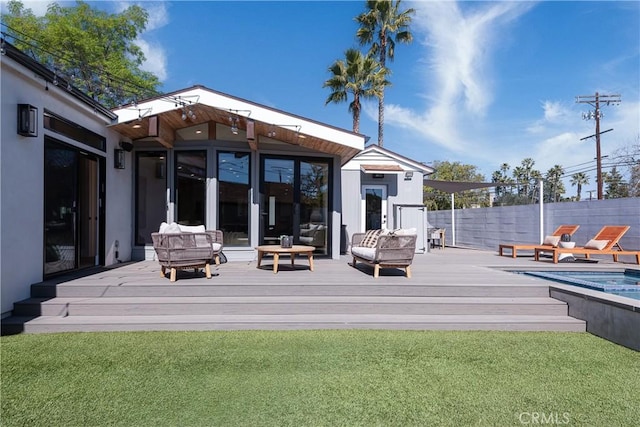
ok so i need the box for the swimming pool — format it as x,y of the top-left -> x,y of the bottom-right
523,269 -> 640,301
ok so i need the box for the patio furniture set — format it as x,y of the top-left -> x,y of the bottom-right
151,224 -> 418,281
151,223 -> 638,283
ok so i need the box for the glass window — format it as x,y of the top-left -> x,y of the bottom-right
300,161 -> 329,254
218,151 -> 250,246
262,158 -> 295,244
135,152 -> 167,245
176,151 -> 207,226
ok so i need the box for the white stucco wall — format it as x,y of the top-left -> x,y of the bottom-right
1,56 -> 132,316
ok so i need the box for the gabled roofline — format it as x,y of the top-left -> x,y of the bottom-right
360,144 -> 435,174
112,85 -> 366,157
115,84 -> 365,140
2,39 -> 117,121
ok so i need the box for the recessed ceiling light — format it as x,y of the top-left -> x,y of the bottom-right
195,129 -> 202,134
132,123 -> 142,129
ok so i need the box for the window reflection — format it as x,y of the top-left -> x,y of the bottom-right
218,152 -> 250,246
135,151 -> 167,245
299,161 -> 329,252
260,157 -> 330,255
262,159 -> 295,243
176,151 -> 206,226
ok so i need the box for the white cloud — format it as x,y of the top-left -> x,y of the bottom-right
543,101 -> 569,123
113,1 -> 170,82
525,101 -> 573,134
383,1 -> 535,154
136,38 -> 167,81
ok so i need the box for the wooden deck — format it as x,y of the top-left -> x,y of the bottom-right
3,247 -> 636,334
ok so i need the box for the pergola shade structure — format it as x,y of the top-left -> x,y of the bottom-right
423,180 -> 513,246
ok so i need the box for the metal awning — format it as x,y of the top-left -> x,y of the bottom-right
360,164 -> 405,174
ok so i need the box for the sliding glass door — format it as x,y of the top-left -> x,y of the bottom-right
44,138 -> 100,275
260,156 -> 330,255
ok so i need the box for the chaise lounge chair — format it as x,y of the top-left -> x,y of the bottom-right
534,225 -> 639,264
499,225 -> 580,258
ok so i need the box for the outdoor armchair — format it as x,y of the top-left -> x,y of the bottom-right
151,224 -> 224,282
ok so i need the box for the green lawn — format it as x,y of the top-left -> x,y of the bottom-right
1,330 -> 638,426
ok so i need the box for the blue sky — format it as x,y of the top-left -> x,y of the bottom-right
14,1 -> 640,192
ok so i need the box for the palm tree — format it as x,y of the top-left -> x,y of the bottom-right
545,165 -> 565,202
323,48 -> 389,133
491,163 -> 513,198
570,172 -> 589,201
356,0 -> 415,146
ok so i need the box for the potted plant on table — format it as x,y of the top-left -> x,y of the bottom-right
280,235 -> 292,248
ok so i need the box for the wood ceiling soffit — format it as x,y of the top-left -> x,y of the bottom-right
113,104 -> 359,159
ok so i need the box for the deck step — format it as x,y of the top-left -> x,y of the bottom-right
2,258 -> 590,335
2,314 -> 586,334
29,283 -> 551,298
12,296 -> 568,317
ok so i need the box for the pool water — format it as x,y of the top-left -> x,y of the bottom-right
523,269 -> 640,301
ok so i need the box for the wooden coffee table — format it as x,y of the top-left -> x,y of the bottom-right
255,245 -> 315,273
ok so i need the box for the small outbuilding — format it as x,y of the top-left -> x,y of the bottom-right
341,145 -> 435,253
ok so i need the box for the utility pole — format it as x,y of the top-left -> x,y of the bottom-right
576,92 -> 621,200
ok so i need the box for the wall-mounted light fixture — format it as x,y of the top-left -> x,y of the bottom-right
404,171 -> 414,181
114,149 -> 125,169
17,104 -> 38,137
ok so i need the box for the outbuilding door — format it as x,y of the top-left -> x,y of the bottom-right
361,185 -> 387,231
